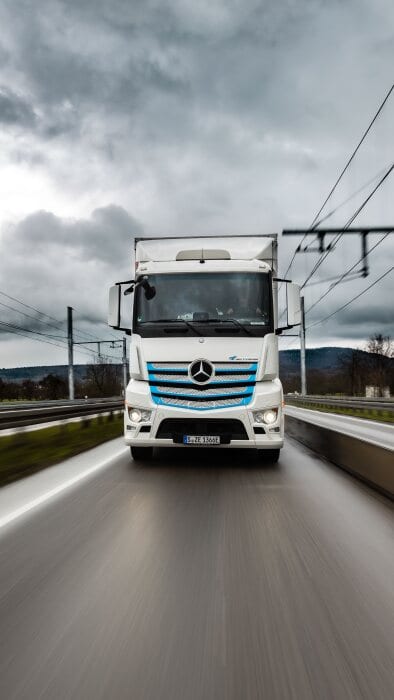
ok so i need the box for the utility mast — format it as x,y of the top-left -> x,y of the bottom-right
67,306 -> 74,400
300,296 -> 307,396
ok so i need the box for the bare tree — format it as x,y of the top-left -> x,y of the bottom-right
366,334 -> 393,358
85,363 -> 122,397
365,334 -> 393,396
339,349 -> 365,396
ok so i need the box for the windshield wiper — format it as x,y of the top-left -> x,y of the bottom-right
140,319 -> 202,335
194,318 -> 254,336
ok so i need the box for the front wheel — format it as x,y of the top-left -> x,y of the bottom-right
130,446 -> 153,461
260,449 -> 280,463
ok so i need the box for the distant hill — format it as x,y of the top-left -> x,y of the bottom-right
1,348 -> 392,386
0,348 -> 369,382
279,347 -> 359,374
279,346 -> 393,374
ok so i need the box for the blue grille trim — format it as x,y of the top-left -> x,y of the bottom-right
151,387 -> 254,400
147,362 -> 258,374
147,362 -> 257,410
151,395 -> 253,410
148,375 -> 256,386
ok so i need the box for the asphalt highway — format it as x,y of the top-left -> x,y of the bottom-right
0,439 -> 393,699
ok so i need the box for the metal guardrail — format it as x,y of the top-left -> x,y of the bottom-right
285,395 -> 394,412
285,413 -> 393,499
0,399 -> 124,430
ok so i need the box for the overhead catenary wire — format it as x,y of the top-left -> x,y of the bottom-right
0,319 -> 122,363
312,162 -> 394,228
0,291 -> 66,333
278,163 -> 394,322
279,83 -> 394,283
309,82 -> 394,230
306,266 -> 393,331
0,321 -> 70,351
0,289 -> 120,344
305,231 -> 391,315
300,163 -> 394,289
0,300 -> 69,339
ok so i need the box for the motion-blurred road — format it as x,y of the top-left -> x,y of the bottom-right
0,438 -> 393,700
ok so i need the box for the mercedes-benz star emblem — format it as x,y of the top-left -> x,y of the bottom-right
189,359 -> 215,384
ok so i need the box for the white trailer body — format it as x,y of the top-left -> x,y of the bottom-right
109,236 -> 300,461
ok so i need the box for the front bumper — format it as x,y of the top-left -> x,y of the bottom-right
124,380 -> 284,450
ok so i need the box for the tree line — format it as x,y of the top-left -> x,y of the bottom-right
282,334 -> 393,396
0,334 -> 392,401
0,364 -> 123,401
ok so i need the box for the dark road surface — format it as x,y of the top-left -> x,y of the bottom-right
0,438 -> 393,699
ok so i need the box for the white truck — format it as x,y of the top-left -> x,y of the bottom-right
108,235 -> 300,461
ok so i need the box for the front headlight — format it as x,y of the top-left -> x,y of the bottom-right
127,406 -> 152,423
253,408 -> 278,425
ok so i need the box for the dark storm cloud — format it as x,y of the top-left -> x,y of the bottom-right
0,206 -> 142,334
0,0 -> 352,143
0,0 -> 393,360
13,205 -> 142,264
0,87 -> 36,127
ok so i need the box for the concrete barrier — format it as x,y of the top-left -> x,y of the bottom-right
285,414 -> 393,499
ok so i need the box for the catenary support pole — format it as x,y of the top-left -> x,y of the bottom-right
122,336 -> 128,397
300,296 -> 307,396
67,306 -> 74,400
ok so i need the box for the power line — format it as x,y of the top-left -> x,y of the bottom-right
341,163 -> 394,229
305,231 -> 391,315
0,300 -> 68,338
300,163 -> 394,289
0,319 -> 120,362
0,290 -> 66,332
280,83 -> 394,283
312,162 -> 393,228
306,266 -> 393,331
0,321 -> 68,350
309,82 -> 394,229
0,289 -> 119,344
72,320 -> 119,342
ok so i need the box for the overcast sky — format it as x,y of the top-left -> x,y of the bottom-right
0,0 -> 393,367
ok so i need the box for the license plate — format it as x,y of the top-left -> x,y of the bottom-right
183,435 -> 220,445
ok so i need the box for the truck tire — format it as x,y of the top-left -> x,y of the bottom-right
261,449 -> 280,463
130,446 -> 153,461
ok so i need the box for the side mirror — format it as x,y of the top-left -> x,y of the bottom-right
108,285 -> 121,327
287,283 -> 301,326
144,284 -> 156,300
124,276 -> 156,300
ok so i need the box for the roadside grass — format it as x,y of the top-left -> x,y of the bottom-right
0,413 -> 123,487
286,401 -> 394,424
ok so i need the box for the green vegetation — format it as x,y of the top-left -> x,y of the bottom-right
285,400 -> 393,424
0,413 -> 123,487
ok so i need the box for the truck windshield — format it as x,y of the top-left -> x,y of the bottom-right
134,272 -> 272,337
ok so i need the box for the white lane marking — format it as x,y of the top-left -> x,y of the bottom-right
0,447 -> 127,530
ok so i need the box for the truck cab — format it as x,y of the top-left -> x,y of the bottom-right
109,236 -> 300,461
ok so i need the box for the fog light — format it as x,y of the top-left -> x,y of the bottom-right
253,410 -> 265,424
127,407 -> 152,423
130,408 -> 142,423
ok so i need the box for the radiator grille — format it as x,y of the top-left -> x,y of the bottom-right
147,361 -> 258,410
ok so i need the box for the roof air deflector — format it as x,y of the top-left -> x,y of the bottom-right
176,249 -> 231,261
